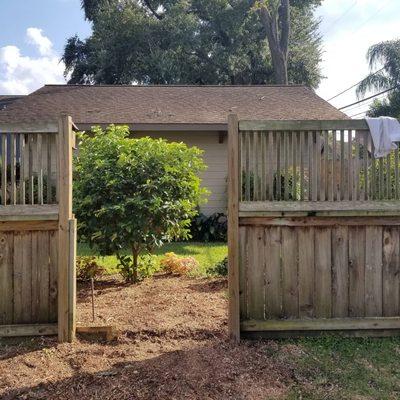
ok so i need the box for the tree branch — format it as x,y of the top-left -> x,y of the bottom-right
142,0 -> 163,20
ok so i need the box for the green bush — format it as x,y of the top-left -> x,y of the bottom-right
207,256 -> 228,276
189,212 -> 227,241
74,125 -> 208,283
116,254 -> 158,282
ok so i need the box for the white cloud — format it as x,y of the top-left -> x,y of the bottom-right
26,27 -> 53,56
0,28 -> 65,95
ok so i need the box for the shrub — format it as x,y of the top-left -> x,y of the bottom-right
74,125 -> 208,283
76,256 -> 105,281
160,252 -> 199,275
190,212 -> 227,241
206,257 -> 228,276
116,254 -> 158,282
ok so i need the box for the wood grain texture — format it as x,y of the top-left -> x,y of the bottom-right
281,227 -> 298,318
227,114 -> 240,342
382,228 -> 400,317
298,227 -> 314,318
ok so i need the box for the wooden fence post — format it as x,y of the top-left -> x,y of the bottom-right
58,115 -> 75,342
228,114 -> 240,342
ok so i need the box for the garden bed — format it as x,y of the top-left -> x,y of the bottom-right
1,273 -> 400,399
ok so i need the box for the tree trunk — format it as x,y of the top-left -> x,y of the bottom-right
258,0 -> 290,85
131,244 -> 139,284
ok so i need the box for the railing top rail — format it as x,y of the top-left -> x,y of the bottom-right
0,121 -> 59,133
239,119 -> 368,132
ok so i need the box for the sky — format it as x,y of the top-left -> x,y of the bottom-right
0,0 -> 399,117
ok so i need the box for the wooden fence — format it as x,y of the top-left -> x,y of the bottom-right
228,116 -> 400,341
0,116 -> 76,342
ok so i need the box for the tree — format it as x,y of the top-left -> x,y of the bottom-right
64,0 -> 323,86
257,0 -> 290,84
357,39 -> 400,118
74,125 -> 207,283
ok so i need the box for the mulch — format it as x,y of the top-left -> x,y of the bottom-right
0,274 -> 294,400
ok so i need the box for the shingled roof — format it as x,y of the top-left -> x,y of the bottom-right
0,85 -> 347,130
0,95 -> 25,111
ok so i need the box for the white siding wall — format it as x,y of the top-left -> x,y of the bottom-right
135,131 -> 227,216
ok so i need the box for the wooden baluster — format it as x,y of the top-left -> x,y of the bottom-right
1,134 -> 7,205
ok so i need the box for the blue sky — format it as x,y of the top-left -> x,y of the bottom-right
0,0 -> 399,117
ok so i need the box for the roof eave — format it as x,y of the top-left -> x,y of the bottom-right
75,122 -> 228,132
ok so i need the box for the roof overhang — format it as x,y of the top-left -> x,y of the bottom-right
75,122 -> 228,132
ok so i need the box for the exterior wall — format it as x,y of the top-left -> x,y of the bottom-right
135,131 -> 227,216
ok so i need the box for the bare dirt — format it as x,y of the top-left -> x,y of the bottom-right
0,275 -> 294,400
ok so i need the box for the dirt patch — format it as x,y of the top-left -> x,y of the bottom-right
0,274 -> 292,400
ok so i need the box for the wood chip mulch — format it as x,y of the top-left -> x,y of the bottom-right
0,275 -> 292,400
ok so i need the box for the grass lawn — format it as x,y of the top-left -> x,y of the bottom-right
78,241 -> 227,276
282,335 -> 400,399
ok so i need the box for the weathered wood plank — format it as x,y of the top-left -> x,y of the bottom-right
49,230 -> 58,323
0,323 -> 57,337
1,134 -> 7,205
19,133 -> 26,205
332,226 -> 349,317
365,226 -> 383,317
239,226 -> 248,319
241,317 -> 400,332
298,227 -> 314,318
10,134 -> 16,205
227,114 -> 240,342
349,227 -> 365,317
21,232 -> 32,323
13,234 -> 23,323
265,227 -> 281,318
240,216 -> 400,227
38,231 -> 50,322
239,201 -> 400,215
315,228 -> 332,318
31,232 -> 39,322
0,233 -> 13,324
382,227 -> 400,317
247,227 -> 265,320
281,227 -> 298,318
239,120 -> 369,132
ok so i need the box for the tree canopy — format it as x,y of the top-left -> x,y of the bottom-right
63,0 -> 323,86
357,39 -> 400,118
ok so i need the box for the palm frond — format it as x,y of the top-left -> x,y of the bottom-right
356,72 -> 390,98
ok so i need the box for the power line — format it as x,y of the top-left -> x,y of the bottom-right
341,91 -> 388,113
351,0 -> 391,34
339,86 -> 397,110
327,67 -> 385,102
349,110 -> 370,118
321,0 -> 358,36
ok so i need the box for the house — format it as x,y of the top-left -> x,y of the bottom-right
0,85 -> 347,215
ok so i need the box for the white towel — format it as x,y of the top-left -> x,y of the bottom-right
365,117 -> 400,158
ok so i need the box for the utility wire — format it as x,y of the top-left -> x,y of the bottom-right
349,110 -> 370,118
321,0 -> 358,36
339,86 -> 397,110
350,0 -> 391,34
327,67 -> 385,102
341,91 -> 388,113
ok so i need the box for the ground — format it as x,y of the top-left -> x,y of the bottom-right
1,244 -> 400,399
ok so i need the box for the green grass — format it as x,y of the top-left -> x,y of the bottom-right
281,335 -> 400,399
78,241 -> 227,276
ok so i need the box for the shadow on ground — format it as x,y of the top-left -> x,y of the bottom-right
1,339 -> 290,400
